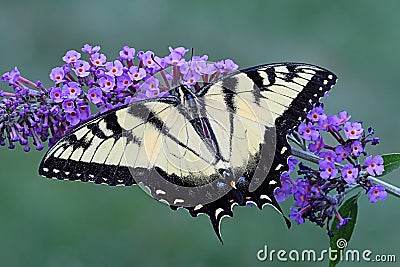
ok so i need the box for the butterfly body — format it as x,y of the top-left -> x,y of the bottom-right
39,63 -> 337,242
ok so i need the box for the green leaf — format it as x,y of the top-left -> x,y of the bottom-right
329,194 -> 359,267
380,153 -> 400,177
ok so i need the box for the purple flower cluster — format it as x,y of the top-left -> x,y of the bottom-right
0,44 -> 238,150
274,105 -> 386,235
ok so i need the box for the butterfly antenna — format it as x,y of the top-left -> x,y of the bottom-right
151,53 -> 172,89
190,47 -> 194,59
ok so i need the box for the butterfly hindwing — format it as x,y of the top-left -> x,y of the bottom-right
181,63 -> 336,240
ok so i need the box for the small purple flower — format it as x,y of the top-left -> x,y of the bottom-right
128,66 -> 146,81
308,136 -> 325,153
87,87 -> 103,104
73,60 -> 90,77
142,77 -> 159,92
90,53 -> 107,67
274,172 -> 293,202
49,67 -> 65,84
119,46 -> 136,61
287,156 -> 298,173
62,50 -> 81,64
50,106 -> 60,116
311,185 -> 322,197
82,44 -> 100,54
136,50 -> 144,61
298,122 -> 320,141
294,189 -> 308,207
307,105 -> 327,122
214,60 -> 226,73
367,185 -> 387,203
49,87 -> 64,103
142,51 -> 156,68
319,150 -> 337,162
164,49 -> 186,66
105,60 -> 124,77
351,140 -> 364,157
330,110 -> 351,126
150,56 -> 165,71
62,99 -> 75,112
364,155 -> 384,176
319,161 -> 338,179
341,164 -> 358,184
280,171 -> 293,186
62,82 -> 82,99
274,183 -> 292,202
335,145 -> 351,162
116,73 -> 132,89
371,137 -> 380,145
317,118 -> 331,131
192,58 -> 208,75
183,71 -> 201,86
78,105 -> 90,120
180,56 -> 207,75
223,59 -> 239,72
289,207 -> 305,224
145,87 -> 161,98
202,63 -> 217,75
95,67 -> 106,78
98,75 -> 115,93
344,121 -> 364,140
294,178 -> 311,194
66,110 -> 80,126
3,67 -> 21,85
169,46 -> 189,57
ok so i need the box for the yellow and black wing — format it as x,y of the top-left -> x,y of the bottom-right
39,62 -> 337,242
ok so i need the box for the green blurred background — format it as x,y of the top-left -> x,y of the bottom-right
0,0 -> 399,266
